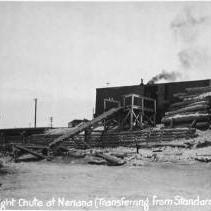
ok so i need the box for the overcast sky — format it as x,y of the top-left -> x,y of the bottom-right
1,2 -> 211,128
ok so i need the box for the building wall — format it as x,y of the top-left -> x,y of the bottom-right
0,127 -> 51,136
95,85 -> 145,116
95,79 -> 211,122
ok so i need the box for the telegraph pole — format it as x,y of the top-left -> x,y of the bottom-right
34,98 -> 37,128
50,116 -> 53,128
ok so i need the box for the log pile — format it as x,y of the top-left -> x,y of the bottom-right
100,128 -> 197,147
2,127 -> 197,150
162,86 -> 211,130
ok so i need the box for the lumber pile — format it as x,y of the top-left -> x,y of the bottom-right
162,86 -> 211,130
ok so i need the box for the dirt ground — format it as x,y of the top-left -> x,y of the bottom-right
1,130 -> 211,211
1,155 -> 211,211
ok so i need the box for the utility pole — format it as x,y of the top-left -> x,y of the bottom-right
50,116 -> 53,128
34,98 -> 37,128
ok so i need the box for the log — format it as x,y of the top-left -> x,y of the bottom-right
162,113 -> 211,124
165,110 -> 208,118
196,154 -> 211,157
186,86 -> 211,95
14,145 -> 48,160
110,152 -> 127,159
160,128 -> 196,132
165,104 -> 209,117
194,140 -> 211,148
195,122 -> 210,130
94,152 -> 125,166
138,142 -> 189,148
20,145 -> 48,150
195,157 -> 211,162
168,102 -> 209,112
145,136 -> 197,142
170,97 -> 211,109
174,94 -> 198,100
164,121 -> 209,131
184,93 -> 211,101
148,133 -> 194,137
132,135 -> 191,141
63,150 -> 86,158
88,157 -> 108,165
173,92 -> 187,98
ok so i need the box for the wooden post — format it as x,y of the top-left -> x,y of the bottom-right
123,97 -> 125,108
103,99 -> 106,112
141,98 -> 144,127
130,109 -> 133,130
130,95 -> 134,130
153,100 -> 156,126
20,131 -> 26,144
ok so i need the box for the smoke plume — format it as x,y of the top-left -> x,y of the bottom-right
171,7 -> 207,43
178,47 -> 209,69
171,6 -> 211,79
147,70 -> 181,84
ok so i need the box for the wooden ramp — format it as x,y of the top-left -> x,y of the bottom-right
49,107 -> 122,148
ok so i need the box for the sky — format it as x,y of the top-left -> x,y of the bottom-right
1,1 -> 211,128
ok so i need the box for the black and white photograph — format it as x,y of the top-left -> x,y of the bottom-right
1,1 -> 211,210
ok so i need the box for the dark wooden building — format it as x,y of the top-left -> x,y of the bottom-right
68,119 -> 89,128
95,79 -> 211,123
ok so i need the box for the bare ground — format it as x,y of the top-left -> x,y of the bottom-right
1,154 -> 211,211
1,130 -> 211,210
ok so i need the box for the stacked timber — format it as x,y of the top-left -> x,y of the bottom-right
162,86 -> 211,130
